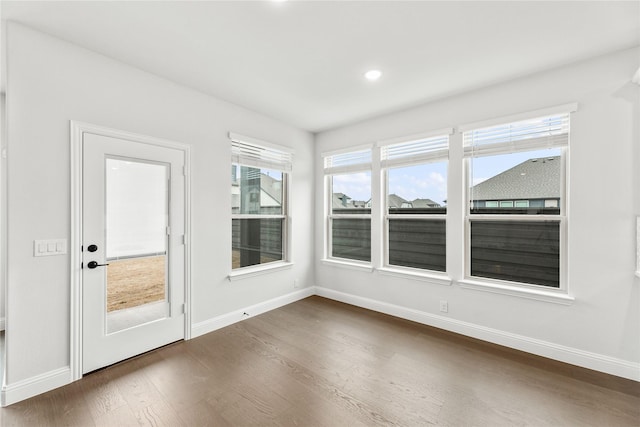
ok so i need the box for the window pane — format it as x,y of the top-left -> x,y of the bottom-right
387,163 -> 447,214
332,172 -> 371,213
332,218 -> 371,262
389,219 -> 445,271
470,149 -> 561,214
232,218 -> 283,269
232,165 -> 283,215
471,220 -> 560,287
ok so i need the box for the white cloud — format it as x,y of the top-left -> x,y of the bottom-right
333,172 -> 371,201
388,171 -> 447,204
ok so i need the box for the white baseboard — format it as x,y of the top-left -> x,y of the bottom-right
314,286 -> 640,382
1,367 -> 71,407
191,287 -> 315,339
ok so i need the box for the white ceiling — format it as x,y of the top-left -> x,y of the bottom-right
2,1 -> 639,133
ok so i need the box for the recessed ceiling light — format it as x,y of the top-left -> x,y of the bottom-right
364,70 -> 382,81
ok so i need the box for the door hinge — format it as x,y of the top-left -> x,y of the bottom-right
166,226 -> 171,235
182,234 -> 187,245
180,304 -> 185,314
182,166 -> 187,176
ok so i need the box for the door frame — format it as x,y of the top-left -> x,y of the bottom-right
70,121 -> 191,381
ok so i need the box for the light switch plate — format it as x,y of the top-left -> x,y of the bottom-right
34,239 -> 67,257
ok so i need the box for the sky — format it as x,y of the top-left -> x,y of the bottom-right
332,147 -> 561,205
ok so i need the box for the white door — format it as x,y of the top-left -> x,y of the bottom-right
82,132 -> 185,374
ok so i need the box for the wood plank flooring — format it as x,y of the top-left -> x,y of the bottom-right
1,296 -> 639,426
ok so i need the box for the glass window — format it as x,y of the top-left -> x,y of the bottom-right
470,220 -> 560,287
330,172 -> 371,262
386,162 -> 447,271
465,109 -> 569,290
470,150 -> 562,215
231,166 -> 287,269
230,134 -> 292,271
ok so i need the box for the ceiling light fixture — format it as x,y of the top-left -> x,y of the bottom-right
364,69 -> 382,82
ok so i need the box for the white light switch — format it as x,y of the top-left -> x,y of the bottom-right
34,239 -> 67,257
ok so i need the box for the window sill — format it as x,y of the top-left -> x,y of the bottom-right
228,262 -> 293,281
321,258 -> 373,272
458,278 -> 574,305
376,267 -> 452,286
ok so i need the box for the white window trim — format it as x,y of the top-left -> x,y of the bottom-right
377,127 -> 454,147
229,132 -> 295,160
458,277 -> 574,305
376,266 -> 452,286
458,103 -> 578,133
228,260 -> 294,281
322,144 -> 373,175
321,258 -> 374,272
230,134 -> 293,275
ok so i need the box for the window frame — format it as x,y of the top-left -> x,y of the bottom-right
322,146 -> 373,267
460,105 -> 576,298
229,133 -> 293,278
379,131 -> 451,275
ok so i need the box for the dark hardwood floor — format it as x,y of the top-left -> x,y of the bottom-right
1,296 -> 639,426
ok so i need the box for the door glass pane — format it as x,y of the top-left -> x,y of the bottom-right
105,158 -> 169,334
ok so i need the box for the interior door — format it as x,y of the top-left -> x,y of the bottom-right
82,132 -> 185,374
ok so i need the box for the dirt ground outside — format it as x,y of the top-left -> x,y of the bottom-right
107,256 -> 166,312
107,252 -> 283,312
232,249 -> 281,269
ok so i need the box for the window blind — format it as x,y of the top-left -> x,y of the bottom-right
323,147 -> 372,174
463,112 -> 571,158
381,134 -> 449,168
230,133 -> 293,172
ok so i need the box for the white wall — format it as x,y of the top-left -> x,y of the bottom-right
3,23 -> 314,386
315,47 -> 640,376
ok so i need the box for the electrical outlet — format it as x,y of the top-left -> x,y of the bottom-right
294,279 -> 299,288
439,300 -> 448,313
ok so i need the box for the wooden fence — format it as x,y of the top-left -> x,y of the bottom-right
231,208 -> 561,288
232,219 -> 283,268
471,220 -> 560,287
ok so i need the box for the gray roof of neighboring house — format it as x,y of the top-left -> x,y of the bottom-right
332,193 -> 351,208
471,156 -> 560,201
411,198 -> 441,208
388,193 -> 410,208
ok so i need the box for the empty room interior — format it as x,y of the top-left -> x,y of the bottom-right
0,0 -> 639,425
